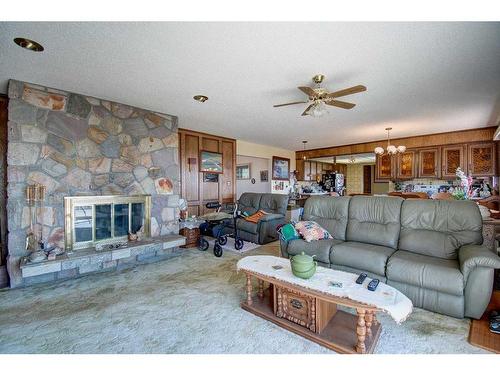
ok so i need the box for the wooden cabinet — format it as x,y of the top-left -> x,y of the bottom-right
441,145 -> 466,179
375,154 -> 394,181
179,129 -> 236,216
295,159 -> 305,181
418,148 -> 440,178
468,142 -> 496,176
304,161 -> 311,181
396,150 -> 417,180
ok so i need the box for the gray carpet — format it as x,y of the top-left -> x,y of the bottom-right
0,242 -> 489,354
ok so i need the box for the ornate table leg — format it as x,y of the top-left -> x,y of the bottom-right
246,274 -> 253,306
258,279 -> 264,299
356,308 -> 367,354
365,311 -> 373,338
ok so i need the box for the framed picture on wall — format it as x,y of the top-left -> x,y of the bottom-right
236,163 -> 251,180
260,170 -> 268,182
200,150 -> 223,173
272,156 -> 290,180
203,173 -> 219,183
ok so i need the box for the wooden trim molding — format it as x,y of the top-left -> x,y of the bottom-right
296,126 -> 497,160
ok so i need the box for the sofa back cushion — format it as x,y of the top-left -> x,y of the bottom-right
303,196 -> 350,241
346,196 -> 404,249
259,193 -> 288,215
399,199 -> 483,259
238,193 -> 262,216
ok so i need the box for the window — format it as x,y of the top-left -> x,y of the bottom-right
64,195 -> 151,251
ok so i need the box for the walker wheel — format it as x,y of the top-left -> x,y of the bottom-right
218,235 -> 228,246
199,238 -> 209,251
235,238 -> 244,250
214,243 -> 223,257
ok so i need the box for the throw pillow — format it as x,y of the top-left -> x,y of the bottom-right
244,210 -> 268,223
277,223 -> 300,242
294,221 -> 333,242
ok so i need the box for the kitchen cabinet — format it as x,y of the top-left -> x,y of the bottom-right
441,145 -> 466,179
304,161 -> 311,181
418,148 -> 440,178
396,150 -> 417,180
296,159 -> 305,181
468,142 -> 496,176
375,154 -> 394,181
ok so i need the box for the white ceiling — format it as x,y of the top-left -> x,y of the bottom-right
0,22 -> 499,150
311,153 -> 376,164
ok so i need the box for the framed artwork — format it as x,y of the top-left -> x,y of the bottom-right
203,173 -> 219,183
200,150 -> 223,174
260,170 -> 268,182
272,156 -> 290,180
236,163 -> 251,180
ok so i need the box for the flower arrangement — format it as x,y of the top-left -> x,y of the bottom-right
452,167 -> 473,200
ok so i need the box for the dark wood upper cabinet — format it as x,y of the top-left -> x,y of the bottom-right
396,150 -> 417,180
295,159 -> 305,181
468,142 -> 496,176
418,148 -> 440,178
441,145 -> 466,179
375,154 -> 394,181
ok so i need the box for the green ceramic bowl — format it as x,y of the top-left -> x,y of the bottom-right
291,264 -> 317,279
290,252 -> 317,279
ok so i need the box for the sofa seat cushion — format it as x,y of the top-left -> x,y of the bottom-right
329,241 -> 396,276
237,220 -> 259,234
287,239 -> 343,264
386,250 -> 464,296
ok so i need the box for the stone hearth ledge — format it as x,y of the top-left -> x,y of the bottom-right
19,235 -> 186,283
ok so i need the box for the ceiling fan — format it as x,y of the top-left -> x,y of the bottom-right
273,74 -> 367,117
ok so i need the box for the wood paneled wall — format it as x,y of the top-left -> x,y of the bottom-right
296,127 -> 498,160
179,128 -> 236,216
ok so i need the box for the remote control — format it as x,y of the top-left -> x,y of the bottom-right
355,273 -> 367,284
367,279 -> 380,291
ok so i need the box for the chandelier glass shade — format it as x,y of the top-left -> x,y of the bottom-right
374,128 -> 406,155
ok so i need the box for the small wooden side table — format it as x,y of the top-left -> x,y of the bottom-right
179,220 -> 205,248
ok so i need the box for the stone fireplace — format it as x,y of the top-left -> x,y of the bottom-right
6,80 -> 183,287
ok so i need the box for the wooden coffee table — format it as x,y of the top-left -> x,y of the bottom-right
237,256 -> 412,354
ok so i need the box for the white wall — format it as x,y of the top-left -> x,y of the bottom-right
236,155 -> 271,198
237,140 -> 296,171
237,140 -> 296,195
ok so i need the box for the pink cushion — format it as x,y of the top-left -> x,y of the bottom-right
294,221 -> 333,242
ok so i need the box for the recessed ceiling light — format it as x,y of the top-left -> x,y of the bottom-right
13,37 -> 44,52
193,95 -> 208,103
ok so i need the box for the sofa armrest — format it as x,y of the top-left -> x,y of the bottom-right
259,213 -> 285,223
459,244 -> 500,283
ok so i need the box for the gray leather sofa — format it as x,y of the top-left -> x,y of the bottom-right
232,192 -> 289,245
280,195 -> 500,319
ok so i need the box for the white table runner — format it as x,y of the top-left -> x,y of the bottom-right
237,255 -> 413,324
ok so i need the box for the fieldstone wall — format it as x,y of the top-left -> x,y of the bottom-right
6,80 -> 180,287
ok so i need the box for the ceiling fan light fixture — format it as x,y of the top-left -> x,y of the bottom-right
308,101 -> 327,117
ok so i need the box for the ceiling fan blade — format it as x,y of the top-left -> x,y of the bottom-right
298,86 -> 318,97
301,104 -> 314,116
325,99 -> 356,109
326,85 -> 367,98
273,101 -> 308,108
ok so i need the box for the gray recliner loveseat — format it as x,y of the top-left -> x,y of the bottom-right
280,195 -> 500,319
233,192 -> 289,245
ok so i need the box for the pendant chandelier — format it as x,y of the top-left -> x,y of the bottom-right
302,140 -> 308,160
374,127 -> 406,155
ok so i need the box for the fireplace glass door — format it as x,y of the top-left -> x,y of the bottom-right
65,195 -> 151,251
